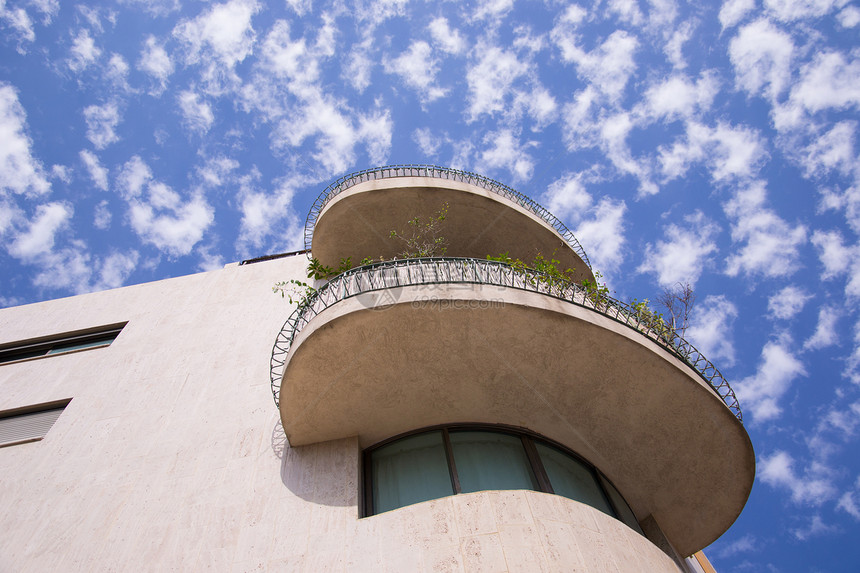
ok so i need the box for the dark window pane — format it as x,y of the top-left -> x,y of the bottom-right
536,442 -> 613,516
450,431 -> 537,493
599,474 -> 643,534
372,430 -> 453,513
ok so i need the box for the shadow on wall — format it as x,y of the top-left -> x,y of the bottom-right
271,420 -> 357,508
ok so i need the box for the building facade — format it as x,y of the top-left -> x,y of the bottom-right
0,166 -> 753,571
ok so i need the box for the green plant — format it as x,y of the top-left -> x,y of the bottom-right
628,298 -> 670,338
272,279 -> 316,307
390,202 -> 449,258
580,270 -> 611,307
306,257 -> 354,281
487,251 -> 578,297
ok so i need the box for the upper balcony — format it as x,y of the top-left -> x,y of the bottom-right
306,165 -> 595,285
270,258 -> 754,557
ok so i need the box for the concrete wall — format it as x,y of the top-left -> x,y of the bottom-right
0,255 -> 681,571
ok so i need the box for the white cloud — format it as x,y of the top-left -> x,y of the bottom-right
768,285 -> 812,319
641,72 -> 718,122
664,20 -> 693,70
552,29 -> 638,102
117,156 -> 214,256
821,401 -> 860,437
385,41 -> 447,103
96,250 -> 139,291
94,199 -> 111,229
474,129 -> 534,182
792,514 -> 839,540
729,19 -> 794,101
138,36 -> 174,94
429,17 -> 466,55
800,121 -> 857,178
838,490 -> 860,520
174,0 -> 259,67
523,85 -> 557,128
1,3 -> 35,47
804,306 -> 840,350
173,0 -> 261,93
685,295 -> 738,366
196,155 -> 239,188
811,229 -> 854,279
344,36 -> 374,94
83,102 -> 121,149
607,0 -> 643,26
116,155 -> 152,199
760,450 -> 836,505
471,0 -> 514,21
789,50 -> 860,114
0,83 -> 50,196
272,94 -> 392,174
542,172 -> 594,223
561,87 -> 601,150
638,211 -> 720,287
736,339 -> 807,421
724,181 -> 807,278
600,112 -> 656,195
106,53 -> 130,89
838,6 -> 860,27
68,28 -> 101,72
719,0 -> 755,29
659,121 -> 766,184
413,128 -> 442,157
178,90 -> 215,133
466,43 -> 527,121
574,198 -> 627,271
236,174 -> 302,254
8,201 -> 72,259
80,150 -> 108,191
764,0 -> 839,22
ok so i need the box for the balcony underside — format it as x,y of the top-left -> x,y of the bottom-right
278,283 -> 754,556
312,177 -> 595,284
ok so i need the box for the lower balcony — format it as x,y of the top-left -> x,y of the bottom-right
270,257 -> 754,556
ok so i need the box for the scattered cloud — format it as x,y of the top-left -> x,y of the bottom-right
68,28 -> 101,72
138,35 -> 174,94
0,83 -> 51,196
804,306 -> 840,350
686,295 -> 738,366
117,156 -> 214,256
724,181 -> 807,279
736,339 -> 807,421
429,17 -> 466,55
80,150 -> 109,191
178,90 -> 215,133
83,102 -> 121,149
7,201 -> 72,259
719,0 -> 755,30
768,285 -> 812,320
729,19 -> 794,101
385,41 -> 447,104
474,129 -> 534,182
466,42 -> 527,121
638,210 -> 720,287
574,198 -> 627,272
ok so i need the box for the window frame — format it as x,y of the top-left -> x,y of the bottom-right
0,322 -> 126,365
0,398 -> 72,448
361,423 -> 638,535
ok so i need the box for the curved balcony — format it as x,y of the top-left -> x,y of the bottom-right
270,258 -> 753,556
306,165 -> 595,284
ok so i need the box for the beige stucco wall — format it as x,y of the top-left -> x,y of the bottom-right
0,255 -> 681,571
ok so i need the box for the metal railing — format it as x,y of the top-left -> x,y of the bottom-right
304,164 -> 592,270
270,258 -> 742,422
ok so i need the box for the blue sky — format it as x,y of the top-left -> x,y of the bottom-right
1,0 -> 859,570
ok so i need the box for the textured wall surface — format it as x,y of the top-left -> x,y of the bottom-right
0,255 -> 680,572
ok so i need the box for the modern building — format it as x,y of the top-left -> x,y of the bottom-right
0,166 -> 753,571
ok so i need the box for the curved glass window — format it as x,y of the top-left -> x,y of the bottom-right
364,425 -> 641,534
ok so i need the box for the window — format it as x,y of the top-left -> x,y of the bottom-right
0,323 -> 125,365
363,425 -> 643,535
0,399 -> 71,448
